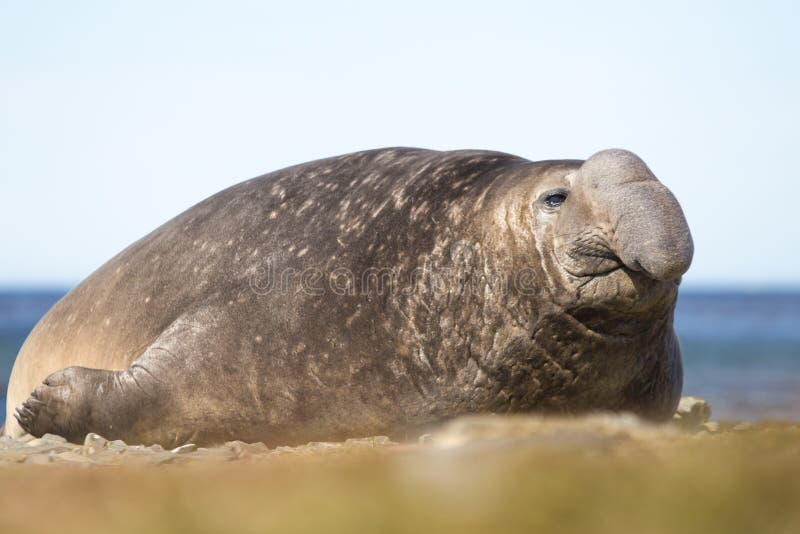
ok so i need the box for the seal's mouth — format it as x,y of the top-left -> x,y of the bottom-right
529,264 -> 677,344
572,265 -> 679,316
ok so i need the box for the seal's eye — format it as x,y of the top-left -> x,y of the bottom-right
541,190 -> 568,210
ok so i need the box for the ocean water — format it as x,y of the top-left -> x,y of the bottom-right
676,291 -> 800,420
1,289 -> 798,423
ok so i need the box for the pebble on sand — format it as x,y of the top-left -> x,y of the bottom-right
0,396 -> 727,467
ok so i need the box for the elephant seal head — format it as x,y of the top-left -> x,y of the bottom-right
486,149 -> 693,419
552,149 -> 693,283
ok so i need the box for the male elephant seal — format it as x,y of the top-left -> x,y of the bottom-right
5,147 -> 692,447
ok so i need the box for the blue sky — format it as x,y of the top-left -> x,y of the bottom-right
1,1 -> 798,288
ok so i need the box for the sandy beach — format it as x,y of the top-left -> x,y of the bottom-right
1,399 -> 799,534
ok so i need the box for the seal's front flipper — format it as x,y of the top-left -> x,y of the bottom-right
15,305 -> 240,447
15,365 -> 161,445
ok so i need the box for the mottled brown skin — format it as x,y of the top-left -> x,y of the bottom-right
4,148 -> 692,447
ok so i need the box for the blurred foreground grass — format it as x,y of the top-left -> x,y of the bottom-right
1,421 -> 799,534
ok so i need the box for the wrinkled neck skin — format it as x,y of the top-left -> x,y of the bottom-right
468,150 -> 692,420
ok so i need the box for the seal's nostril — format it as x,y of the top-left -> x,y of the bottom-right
632,254 -> 692,281
626,259 -> 643,273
